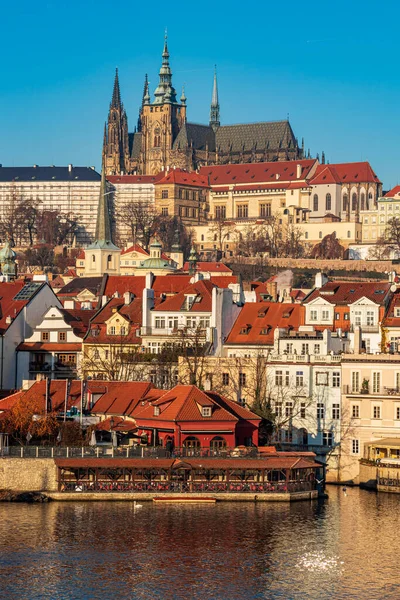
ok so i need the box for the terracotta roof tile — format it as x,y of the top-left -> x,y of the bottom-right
304,281 -> 391,306
200,159 -> 316,187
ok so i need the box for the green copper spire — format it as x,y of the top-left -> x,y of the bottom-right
0,239 -> 16,278
87,161 -> 119,250
153,31 -> 177,104
210,66 -> 220,130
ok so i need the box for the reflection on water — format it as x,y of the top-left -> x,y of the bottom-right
0,487 -> 399,599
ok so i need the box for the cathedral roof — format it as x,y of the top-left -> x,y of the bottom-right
128,132 -> 142,159
173,123 -> 216,152
215,120 -> 296,153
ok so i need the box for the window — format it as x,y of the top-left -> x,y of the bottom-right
239,372 -> 246,387
351,371 -> 360,393
352,193 -> 357,211
237,204 -> 248,218
366,311 -> 375,326
372,372 -> 381,394
332,372 -> 340,387
215,205 -> 226,220
354,311 -> 362,326
161,207 -> 168,216
323,432 -> 333,446
161,189 -> 168,199
120,326 -> 126,336
344,313 -> 350,320
186,317 -> 197,328
155,318 -> 165,329
313,194 -> 319,211
314,344 -> 320,355
154,406 -> 160,416
360,193 -> 365,211
58,332 -> 66,342
285,371 -> 290,387
286,343 -> 293,354
396,406 -> 400,420
41,332 -> 49,342
199,318 -> 210,329
109,326 -> 116,335
310,310 -> 317,321
301,343 -> 309,355
319,231 -> 322,239
343,194 -> 348,212
317,403 -> 325,419
300,403 -> 306,418
372,405 -> 381,419
347,230 -> 351,238
285,401 -> 293,417
325,193 -> 331,211
92,255 -> 95,263
296,371 -> 304,387
260,203 -> 271,217
222,373 -> 229,386
352,439 -> 360,454
275,402 -> 282,417
316,372 -> 328,386
322,310 -> 329,321
352,404 -> 360,418
202,406 -> 212,417
168,317 -> 179,330
275,370 -> 283,386
332,404 -> 340,419
396,372 -> 400,391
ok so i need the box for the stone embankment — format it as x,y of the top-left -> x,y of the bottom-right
231,257 -> 394,273
0,490 -> 49,502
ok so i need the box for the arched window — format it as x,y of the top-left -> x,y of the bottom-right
343,195 -> 348,212
352,193 -> 357,211
107,254 -> 112,263
326,193 -> 331,211
210,436 -> 227,452
360,193 -> 365,211
313,194 -> 318,211
183,436 -> 201,453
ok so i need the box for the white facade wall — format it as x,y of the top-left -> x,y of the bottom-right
0,177 -> 101,246
111,182 -> 155,246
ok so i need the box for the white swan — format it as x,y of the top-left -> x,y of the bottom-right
134,500 -> 143,509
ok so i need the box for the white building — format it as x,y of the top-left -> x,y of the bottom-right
0,165 -> 101,246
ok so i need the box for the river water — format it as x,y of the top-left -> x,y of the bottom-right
0,487 -> 398,599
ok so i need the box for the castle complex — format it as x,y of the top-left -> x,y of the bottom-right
103,35 -> 303,176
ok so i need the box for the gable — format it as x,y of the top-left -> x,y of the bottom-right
307,296 -> 333,307
349,296 -> 379,308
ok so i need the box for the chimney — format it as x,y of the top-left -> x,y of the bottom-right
68,164 -> 73,172
101,295 -> 108,307
275,173 -> 280,180
33,164 -> 38,168
315,272 -> 328,289
353,326 -> 362,355
5,316 -> 12,325
296,164 -> 302,179
124,291 -> 132,305
64,299 -> 75,309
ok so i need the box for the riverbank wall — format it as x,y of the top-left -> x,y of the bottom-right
48,491 -> 318,502
0,458 -> 58,492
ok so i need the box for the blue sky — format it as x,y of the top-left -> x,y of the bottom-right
0,0 -> 399,188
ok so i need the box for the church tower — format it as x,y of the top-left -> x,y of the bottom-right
209,66 -> 220,130
104,69 -> 130,175
138,33 -> 187,174
84,159 -> 120,276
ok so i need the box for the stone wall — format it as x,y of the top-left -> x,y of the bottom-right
0,459 -> 58,492
231,257 -> 394,273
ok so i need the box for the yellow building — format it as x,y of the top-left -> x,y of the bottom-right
361,185 -> 400,243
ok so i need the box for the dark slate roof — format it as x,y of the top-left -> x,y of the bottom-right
215,120 -> 296,153
173,123 -> 216,152
0,166 -> 101,182
129,132 -> 142,159
58,276 -> 103,296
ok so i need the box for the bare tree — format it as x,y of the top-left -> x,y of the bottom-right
311,232 -> 345,259
367,236 -> 390,260
208,217 -> 236,255
117,200 -> 161,250
383,217 -> 400,258
81,340 -> 148,381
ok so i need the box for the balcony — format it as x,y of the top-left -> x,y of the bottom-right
350,324 -> 379,333
342,384 -> 398,396
270,353 -> 341,364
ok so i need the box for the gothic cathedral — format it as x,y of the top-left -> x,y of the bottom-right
103,35 -> 303,176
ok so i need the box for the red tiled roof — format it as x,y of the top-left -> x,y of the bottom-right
0,281 -> 45,334
384,185 -> 400,198
200,159 -> 316,187
91,382 -> 154,416
121,244 -> 149,256
132,385 -> 239,423
382,290 -> 400,327
153,279 -> 214,312
103,276 -> 147,298
84,297 -> 142,344
310,162 -> 381,185
182,262 -> 232,273
205,392 -> 261,422
156,169 -> 209,188
304,281 -> 391,306
61,308 -> 96,337
225,302 -> 304,345
17,342 -> 82,352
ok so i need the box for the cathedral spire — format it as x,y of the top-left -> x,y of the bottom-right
210,66 -> 220,130
142,74 -> 150,105
94,159 -> 113,244
153,31 -> 176,104
111,68 -> 122,108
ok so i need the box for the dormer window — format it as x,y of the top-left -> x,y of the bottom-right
120,326 -> 126,335
109,326 -> 116,335
154,406 -> 160,416
240,325 -> 252,334
202,406 -> 212,417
